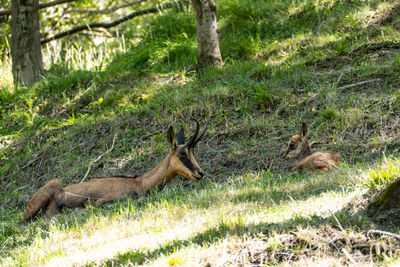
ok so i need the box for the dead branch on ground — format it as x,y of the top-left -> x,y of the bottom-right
80,133 -> 118,183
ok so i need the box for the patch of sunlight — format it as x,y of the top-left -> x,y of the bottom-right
266,33 -> 340,65
42,210 -> 214,266
377,1 -> 396,12
255,189 -> 359,224
388,259 -> 400,267
0,135 -> 15,150
287,2 -> 306,16
350,6 -> 376,27
167,253 -> 187,266
287,0 -> 337,16
149,237 -> 238,267
314,0 -> 338,11
0,56 -> 13,90
368,2 -> 398,27
42,34 -> 127,71
354,2 -> 398,28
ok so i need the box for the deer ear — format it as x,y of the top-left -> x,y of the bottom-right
167,126 -> 177,150
176,128 -> 185,145
301,122 -> 308,138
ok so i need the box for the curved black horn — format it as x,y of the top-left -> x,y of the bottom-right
185,118 -> 200,148
193,122 -> 208,147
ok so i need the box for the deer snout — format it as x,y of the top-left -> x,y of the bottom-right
193,169 -> 204,180
281,150 -> 288,159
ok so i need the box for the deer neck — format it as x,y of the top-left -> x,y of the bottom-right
134,153 -> 174,195
297,140 -> 312,161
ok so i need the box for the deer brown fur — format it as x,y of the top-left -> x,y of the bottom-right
281,122 -> 342,172
23,120 -> 207,222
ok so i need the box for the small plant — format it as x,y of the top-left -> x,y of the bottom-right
88,97 -> 104,110
390,88 -> 400,109
23,97 -> 38,126
395,53 -> 400,70
251,82 -> 281,110
364,157 -> 400,190
319,105 -> 339,121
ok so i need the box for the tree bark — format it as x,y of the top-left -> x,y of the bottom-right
367,178 -> 400,224
11,0 -> 43,87
191,0 -> 222,69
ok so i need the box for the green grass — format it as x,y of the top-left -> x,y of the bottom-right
363,156 -> 400,190
1,0 -> 400,265
0,168 -> 370,266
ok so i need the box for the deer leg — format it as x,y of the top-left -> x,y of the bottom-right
290,164 -> 301,172
44,198 -> 59,219
94,198 -> 110,206
313,160 -> 330,173
81,198 -> 108,209
319,167 -> 329,173
83,198 -> 94,208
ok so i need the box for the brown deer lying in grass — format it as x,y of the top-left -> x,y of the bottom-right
23,120 -> 207,222
281,122 -> 342,172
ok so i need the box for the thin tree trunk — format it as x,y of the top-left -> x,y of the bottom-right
191,0 -> 222,69
11,0 -> 43,87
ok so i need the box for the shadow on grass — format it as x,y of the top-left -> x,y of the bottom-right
102,197 -> 387,266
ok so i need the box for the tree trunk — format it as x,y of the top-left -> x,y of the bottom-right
11,0 -> 43,87
367,178 -> 400,224
191,0 -> 222,69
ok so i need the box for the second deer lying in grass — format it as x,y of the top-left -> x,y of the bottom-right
281,122 -> 342,172
23,120 -> 207,222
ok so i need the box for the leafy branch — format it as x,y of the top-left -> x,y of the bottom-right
41,0 -> 188,45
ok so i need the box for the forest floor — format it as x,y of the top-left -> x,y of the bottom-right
1,0 -> 400,266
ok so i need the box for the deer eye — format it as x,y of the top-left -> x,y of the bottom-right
289,143 -> 295,149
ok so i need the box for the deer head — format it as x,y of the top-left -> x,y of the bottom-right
167,119 -> 207,182
281,122 -> 311,160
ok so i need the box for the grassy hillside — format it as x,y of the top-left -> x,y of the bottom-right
1,0 -> 400,265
